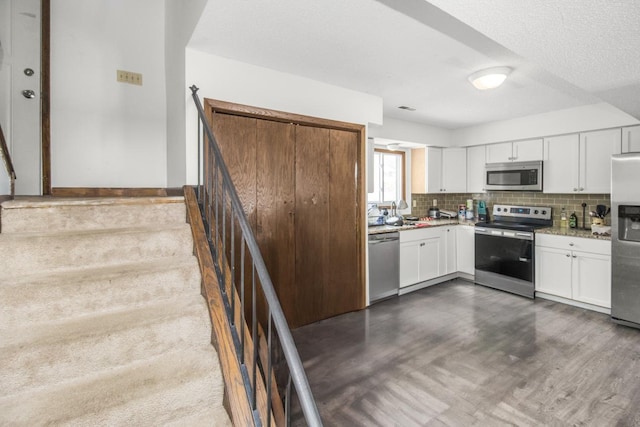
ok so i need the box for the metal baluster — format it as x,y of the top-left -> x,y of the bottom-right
240,238 -> 246,364
251,264 -> 258,410
222,188 -> 227,291
267,310 -> 273,427
285,375 -> 292,427
197,113 -> 202,202
230,218 -> 235,324
215,165 -> 219,251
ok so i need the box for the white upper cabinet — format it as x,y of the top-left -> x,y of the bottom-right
466,145 -> 486,193
543,134 -> 580,193
622,125 -> 640,153
544,129 -> 620,194
412,147 -> 466,193
441,148 -> 467,193
579,128 -> 621,193
486,142 -> 512,163
486,139 -> 543,163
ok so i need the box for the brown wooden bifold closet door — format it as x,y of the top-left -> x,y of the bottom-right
209,103 -> 364,329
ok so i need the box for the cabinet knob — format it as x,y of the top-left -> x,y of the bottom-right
579,187 -> 584,191
566,254 -> 571,257
569,243 -> 574,246
572,255 -> 577,258
573,188 -> 578,192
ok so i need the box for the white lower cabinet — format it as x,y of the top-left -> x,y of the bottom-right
535,234 -> 611,309
399,227 -> 448,288
456,225 -> 475,275
444,227 -> 457,275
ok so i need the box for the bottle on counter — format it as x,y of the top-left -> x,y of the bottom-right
560,208 -> 568,228
569,211 -> 578,229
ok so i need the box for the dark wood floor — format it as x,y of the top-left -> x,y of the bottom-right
292,280 -> 640,426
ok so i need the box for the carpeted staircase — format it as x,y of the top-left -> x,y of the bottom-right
0,197 -> 231,426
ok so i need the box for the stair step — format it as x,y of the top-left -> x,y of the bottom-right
0,197 -> 186,234
0,256 -> 202,328
0,224 -> 194,277
0,296 -> 213,396
0,348 -> 226,426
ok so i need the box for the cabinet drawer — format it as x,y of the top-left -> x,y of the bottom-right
400,227 -> 441,243
535,233 -> 610,255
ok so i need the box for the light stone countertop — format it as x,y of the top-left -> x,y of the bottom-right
535,225 -> 611,240
368,219 -> 476,235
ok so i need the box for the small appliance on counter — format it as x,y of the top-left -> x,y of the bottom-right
439,209 -> 457,219
477,200 -> 488,221
428,207 -> 440,219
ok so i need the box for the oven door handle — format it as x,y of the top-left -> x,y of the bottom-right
518,257 -> 531,262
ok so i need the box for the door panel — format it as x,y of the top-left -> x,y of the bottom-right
543,134 -> 579,193
211,112 -> 258,326
3,0 -> 41,194
256,119 -> 296,324
295,125 -> 330,328
535,246 -> 572,298
326,129 -> 363,318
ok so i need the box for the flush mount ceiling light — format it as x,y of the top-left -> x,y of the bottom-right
387,143 -> 401,150
468,66 -> 512,90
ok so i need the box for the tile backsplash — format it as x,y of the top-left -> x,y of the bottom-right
412,192 -> 611,226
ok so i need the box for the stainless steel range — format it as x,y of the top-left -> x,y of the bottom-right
474,204 -> 552,298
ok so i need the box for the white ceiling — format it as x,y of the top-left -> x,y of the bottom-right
189,0 -> 639,129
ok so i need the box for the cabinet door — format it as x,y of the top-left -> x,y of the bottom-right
400,241 -> 421,288
535,246 -> 573,298
419,237 -> 441,282
442,148 -> 466,192
466,145 -> 486,193
513,139 -> 543,162
456,226 -> 475,275
573,251 -> 611,308
326,129 -> 363,317
580,128 -> 621,193
622,125 -> 640,153
426,147 -> 443,193
486,142 -> 513,163
444,227 -> 457,274
543,134 -> 580,193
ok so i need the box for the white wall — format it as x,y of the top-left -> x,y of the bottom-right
452,102 -> 640,146
164,0 -> 207,187
50,0 -> 167,188
184,49 -> 383,184
368,116 -> 451,147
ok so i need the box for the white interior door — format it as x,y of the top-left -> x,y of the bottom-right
0,0 -> 41,195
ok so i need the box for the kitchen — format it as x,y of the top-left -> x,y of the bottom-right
191,0 -> 640,424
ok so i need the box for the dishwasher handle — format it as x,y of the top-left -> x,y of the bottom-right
369,233 -> 400,244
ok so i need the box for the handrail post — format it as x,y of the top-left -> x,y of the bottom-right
189,85 -> 322,427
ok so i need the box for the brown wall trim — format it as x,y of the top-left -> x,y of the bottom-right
41,0 -> 51,195
205,98 -> 365,132
51,187 -> 184,197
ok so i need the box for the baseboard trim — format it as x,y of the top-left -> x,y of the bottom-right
51,187 -> 183,197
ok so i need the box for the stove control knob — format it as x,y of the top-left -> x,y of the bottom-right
541,210 -> 547,215
497,207 -> 501,212
534,210 -> 539,214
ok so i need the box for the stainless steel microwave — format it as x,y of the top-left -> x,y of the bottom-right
485,161 -> 543,191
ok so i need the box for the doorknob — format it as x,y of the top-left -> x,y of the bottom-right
24,68 -> 35,76
22,90 -> 36,99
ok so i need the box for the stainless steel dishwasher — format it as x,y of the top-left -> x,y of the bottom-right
368,232 -> 400,303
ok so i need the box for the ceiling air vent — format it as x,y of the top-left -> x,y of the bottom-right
398,106 -> 416,111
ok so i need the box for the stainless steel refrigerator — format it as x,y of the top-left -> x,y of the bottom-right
611,153 -> 640,328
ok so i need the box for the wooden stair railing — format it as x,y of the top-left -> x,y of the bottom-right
0,123 -> 16,200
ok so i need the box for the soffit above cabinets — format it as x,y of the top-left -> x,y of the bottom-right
189,0 -> 638,129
